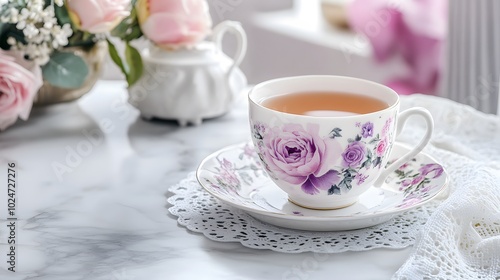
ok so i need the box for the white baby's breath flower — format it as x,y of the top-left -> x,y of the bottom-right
9,8 -> 18,21
61,23 -> 73,36
16,20 -> 26,30
23,24 -> 40,38
7,3 -> 74,66
19,8 -> 30,20
44,21 -> 53,29
7,37 -> 16,46
54,0 -> 64,7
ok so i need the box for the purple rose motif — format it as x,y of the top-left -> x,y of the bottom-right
301,170 -> 341,195
342,141 -> 366,168
411,175 -> 425,186
361,122 -> 374,138
261,123 -> 342,195
419,163 -> 444,179
401,179 -> 412,187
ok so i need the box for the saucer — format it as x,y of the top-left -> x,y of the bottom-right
196,142 -> 449,231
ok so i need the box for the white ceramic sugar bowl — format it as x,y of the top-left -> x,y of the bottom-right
128,21 -> 248,126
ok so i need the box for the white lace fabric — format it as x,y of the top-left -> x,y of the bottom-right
168,94 -> 500,278
392,95 -> 500,279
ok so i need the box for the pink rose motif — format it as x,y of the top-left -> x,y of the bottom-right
215,158 -> 239,189
67,0 -> 131,33
375,137 -> 389,157
137,0 -> 212,49
0,51 -> 43,131
419,163 -> 444,179
261,123 -> 342,195
382,117 -> 393,136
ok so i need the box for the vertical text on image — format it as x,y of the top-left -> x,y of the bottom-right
6,162 -> 17,272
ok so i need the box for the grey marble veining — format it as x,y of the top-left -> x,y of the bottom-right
0,81 -> 410,280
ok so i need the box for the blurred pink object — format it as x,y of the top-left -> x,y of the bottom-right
67,0 -> 131,33
347,0 -> 447,95
0,50 -> 43,131
137,0 -> 213,49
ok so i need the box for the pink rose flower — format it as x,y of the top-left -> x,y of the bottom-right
137,0 -> 212,49
67,0 -> 131,33
0,51 -> 43,131
376,137 -> 389,157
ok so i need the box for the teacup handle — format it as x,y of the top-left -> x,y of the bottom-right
212,21 -> 247,77
373,107 -> 434,188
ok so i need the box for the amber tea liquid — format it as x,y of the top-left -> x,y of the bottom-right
260,91 -> 389,117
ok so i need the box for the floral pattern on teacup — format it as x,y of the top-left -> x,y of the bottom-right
202,143 -> 265,207
388,160 -> 445,208
199,142 -> 447,218
251,118 -> 394,196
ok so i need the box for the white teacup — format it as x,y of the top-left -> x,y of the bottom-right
249,75 -> 433,210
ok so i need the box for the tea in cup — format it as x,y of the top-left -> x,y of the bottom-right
249,75 -> 433,210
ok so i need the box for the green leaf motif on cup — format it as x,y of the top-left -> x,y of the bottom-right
329,127 -> 342,139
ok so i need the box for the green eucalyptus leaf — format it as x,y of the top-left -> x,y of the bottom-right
110,20 -> 129,38
42,51 -> 88,89
124,43 -> 143,86
110,5 -> 143,42
54,4 -> 72,25
123,25 -> 143,42
107,38 -> 128,75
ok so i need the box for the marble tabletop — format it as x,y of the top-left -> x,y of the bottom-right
0,81 -> 414,280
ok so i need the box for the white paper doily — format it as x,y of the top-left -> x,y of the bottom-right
168,172 -> 438,253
